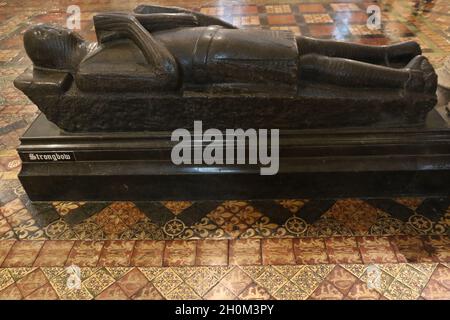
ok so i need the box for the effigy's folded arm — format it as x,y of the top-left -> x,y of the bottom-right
133,13 -> 199,32
134,4 -> 236,29
72,13 -> 180,92
93,13 -> 177,74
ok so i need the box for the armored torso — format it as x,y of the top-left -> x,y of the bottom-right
153,26 -> 299,86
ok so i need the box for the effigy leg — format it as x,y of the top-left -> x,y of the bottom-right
299,54 -> 436,94
296,36 -> 421,67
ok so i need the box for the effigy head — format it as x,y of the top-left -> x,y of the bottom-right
24,23 -> 88,71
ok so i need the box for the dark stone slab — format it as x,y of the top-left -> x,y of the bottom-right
16,103 -> 450,201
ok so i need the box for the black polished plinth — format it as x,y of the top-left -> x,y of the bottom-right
18,105 -> 450,201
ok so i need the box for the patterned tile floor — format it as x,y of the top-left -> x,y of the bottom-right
0,0 -> 449,299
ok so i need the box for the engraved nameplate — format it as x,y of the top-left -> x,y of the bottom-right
23,152 -> 76,162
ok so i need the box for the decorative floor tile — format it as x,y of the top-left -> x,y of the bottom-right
33,240 -> 74,267
358,236 -> 398,264
23,282 -> 58,300
219,267 -> 253,296
238,283 -> 271,300
116,268 -> 149,297
2,240 -> 44,267
0,283 -> 22,299
66,241 -> 103,267
0,0 -> 449,301
265,5 -> 291,14
83,269 -> 115,296
325,265 -> 358,295
330,3 -> 361,12
429,264 -> 450,289
229,239 -> 261,266
97,240 -> 135,267
0,240 -> 14,265
132,282 -> 164,300
421,279 -> 450,300
267,14 -> 296,25
163,240 -> 196,266
130,240 -> 164,267
309,281 -> 344,300
325,237 -> 362,264
303,14 -> 333,24
298,4 -> 326,13
15,268 -> 48,297
293,238 -> 329,264
233,5 -> 258,15
95,283 -> 128,300
196,240 -> 228,266
200,7 -> 225,16
233,16 -> 260,26
262,239 -> 295,265
390,236 -> 435,263
346,280 -> 381,300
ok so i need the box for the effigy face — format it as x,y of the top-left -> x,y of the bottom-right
14,5 -> 438,132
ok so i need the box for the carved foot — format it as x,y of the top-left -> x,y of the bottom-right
386,41 -> 422,65
404,55 -> 437,94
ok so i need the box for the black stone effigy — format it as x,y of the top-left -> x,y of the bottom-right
17,103 -> 450,201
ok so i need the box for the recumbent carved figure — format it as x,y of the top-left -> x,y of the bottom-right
14,4 -> 438,132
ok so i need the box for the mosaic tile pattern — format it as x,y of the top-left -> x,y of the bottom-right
0,0 -> 450,299
0,238 -> 449,300
0,237 -> 448,268
1,198 -> 449,240
0,263 -> 448,300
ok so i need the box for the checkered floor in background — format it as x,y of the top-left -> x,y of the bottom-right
0,0 -> 449,299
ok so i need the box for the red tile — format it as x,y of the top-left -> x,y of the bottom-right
335,11 -> 368,23
298,4 -> 326,13
423,236 -> 450,262
385,22 -> 413,36
229,239 -> 261,266
34,240 -> 74,267
355,37 -> 390,46
325,266 -> 358,295
0,283 -> 23,300
267,14 -> 296,25
219,267 -> 253,296
308,24 -> 337,37
163,240 -> 196,266
116,268 -> 149,297
24,282 -> 58,300
0,240 -> 15,265
238,283 -> 271,300
346,280 -> 381,300
16,269 -> 48,297
95,283 -> 129,300
196,240 -> 228,266
429,264 -> 450,290
2,241 -> 44,267
0,198 -> 24,218
262,239 -> 295,265
130,240 -> 164,267
390,236 -> 435,263
232,5 -> 258,15
357,236 -> 398,264
132,283 -> 164,300
421,279 -> 450,300
0,218 -> 12,236
98,240 -> 135,267
325,237 -> 362,264
309,281 -> 344,300
293,238 -> 329,264
66,241 -> 104,267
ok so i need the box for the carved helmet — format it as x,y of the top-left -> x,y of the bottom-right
24,23 -> 88,71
